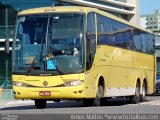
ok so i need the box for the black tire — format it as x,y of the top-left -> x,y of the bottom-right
130,82 -> 140,104
83,84 -> 104,106
93,85 -> 104,106
35,100 -> 47,109
140,83 -> 147,102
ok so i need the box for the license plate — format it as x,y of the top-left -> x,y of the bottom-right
39,91 -> 51,96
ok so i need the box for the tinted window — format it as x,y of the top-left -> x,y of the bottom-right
133,29 -> 141,51
141,32 -> 148,53
97,14 -> 116,45
97,14 -> 155,54
97,14 -> 133,48
147,33 -> 155,54
114,22 -> 125,47
125,29 -> 133,49
87,13 -> 95,33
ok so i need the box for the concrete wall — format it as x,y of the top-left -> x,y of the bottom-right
127,0 -> 140,25
140,15 -> 147,29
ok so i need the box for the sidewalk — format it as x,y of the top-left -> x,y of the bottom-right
0,89 -> 34,109
0,99 -> 16,107
0,99 -> 34,109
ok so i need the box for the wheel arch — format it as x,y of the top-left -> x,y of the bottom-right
136,78 -> 141,87
95,75 -> 105,97
133,77 -> 141,93
99,76 -> 105,88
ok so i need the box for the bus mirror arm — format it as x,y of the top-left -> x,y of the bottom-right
85,32 -> 96,54
5,38 -> 10,54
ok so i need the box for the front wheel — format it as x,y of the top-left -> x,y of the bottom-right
93,85 -> 104,106
83,84 -> 104,106
35,99 -> 47,109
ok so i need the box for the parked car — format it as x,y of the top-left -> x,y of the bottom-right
156,75 -> 160,91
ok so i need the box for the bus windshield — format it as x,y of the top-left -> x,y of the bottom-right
13,13 -> 84,75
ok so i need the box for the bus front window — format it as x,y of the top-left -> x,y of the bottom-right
13,13 -> 84,75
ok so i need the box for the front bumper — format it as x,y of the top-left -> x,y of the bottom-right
13,85 -> 86,100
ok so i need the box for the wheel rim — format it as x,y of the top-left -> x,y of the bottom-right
97,86 -> 101,104
95,85 -> 103,106
142,84 -> 146,98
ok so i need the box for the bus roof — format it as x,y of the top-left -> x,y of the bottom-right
18,6 -> 95,15
18,6 -> 151,34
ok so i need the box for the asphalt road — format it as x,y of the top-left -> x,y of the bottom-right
0,95 -> 160,115
0,95 -> 160,120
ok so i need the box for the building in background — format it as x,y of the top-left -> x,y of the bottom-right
140,9 -> 160,35
0,0 -> 140,88
140,15 -> 147,29
61,0 -> 140,25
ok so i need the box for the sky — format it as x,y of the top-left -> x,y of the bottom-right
140,0 -> 160,15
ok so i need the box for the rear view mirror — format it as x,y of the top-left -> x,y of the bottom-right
85,32 -> 92,40
85,32 -> 96,54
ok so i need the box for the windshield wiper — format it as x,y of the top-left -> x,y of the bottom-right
47,49 -> 63,75
26,49 -> 41,75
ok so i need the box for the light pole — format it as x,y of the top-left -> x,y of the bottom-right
4,7 -> 9,89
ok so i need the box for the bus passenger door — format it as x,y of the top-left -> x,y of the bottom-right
85,12 -> 112,98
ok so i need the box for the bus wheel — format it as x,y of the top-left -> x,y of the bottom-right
35,99 -> 47,109
140,83 -> 147,102
93,84 -> 104,106
130,82 -> 140,104
83,85 -> 104,106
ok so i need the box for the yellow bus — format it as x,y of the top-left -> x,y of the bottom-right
12,6 -> 156,108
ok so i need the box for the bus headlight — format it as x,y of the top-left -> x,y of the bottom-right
64,80 -> 84,86
13,81 -> 29,87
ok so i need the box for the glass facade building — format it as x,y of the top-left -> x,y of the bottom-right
0,0 -> 66,39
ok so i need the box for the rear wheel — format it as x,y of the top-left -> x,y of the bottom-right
35,99 -> 47,109
130,82 -> 140,104
140,83 -> 147,102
